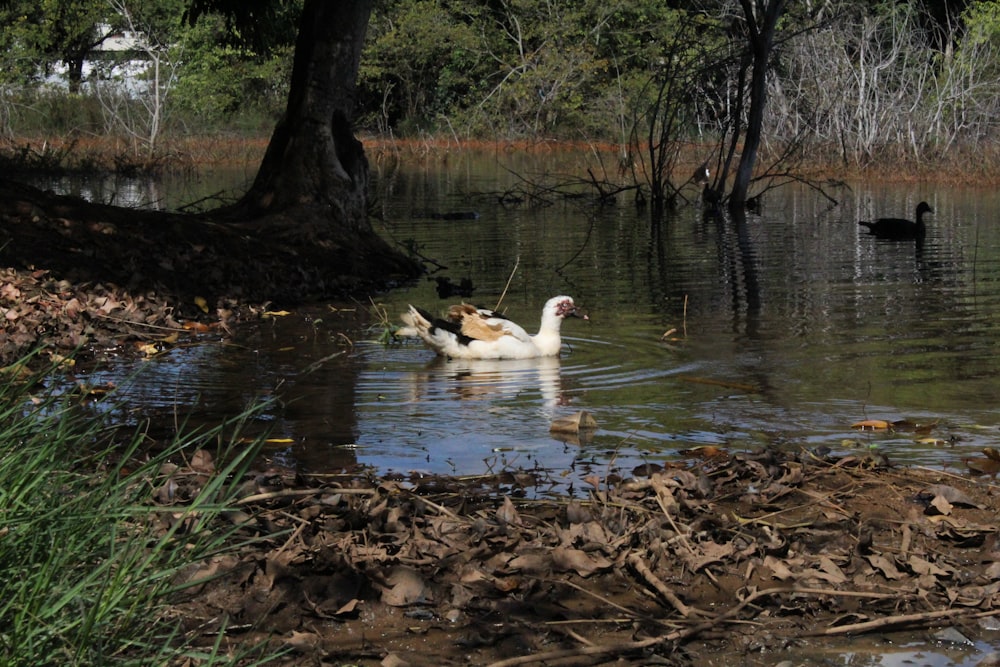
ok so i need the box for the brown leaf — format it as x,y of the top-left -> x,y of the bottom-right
0,282 -> 20,301
496,496 -> 521,527
763,555 -> 797,580
684,541 -> 736,572
816,556 -> 848,584
335,598 -> 360,616
918,484 -> 981,509
566,500 -> 593,524
382,567 -> 429,607
866,554 -> 904,580
907,555 -> 951,578
551,547 -> 612,577
506,553 -> 550,575
284,630 -> 319,651
965,457 -> 1000,476
930,495 -> 953,516
381,653 -> 412,667
549,410 -> 598,434
189,449 -> 215,473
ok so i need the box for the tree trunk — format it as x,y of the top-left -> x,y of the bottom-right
65,56 -> 85,94
213,0 -> 420,286
229,0 -> 371,228
729,0 -> 786,210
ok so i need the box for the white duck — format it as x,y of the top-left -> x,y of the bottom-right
399,296 -> 587,360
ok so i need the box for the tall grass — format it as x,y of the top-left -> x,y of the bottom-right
0,358 -> 283,666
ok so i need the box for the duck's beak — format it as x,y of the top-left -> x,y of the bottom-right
570,306 -> 589,321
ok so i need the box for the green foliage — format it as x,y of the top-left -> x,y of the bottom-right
360,0 -> 480,133
957,0 -> 1000,78
359,0 -> 724,140
0,358 -> 280,666
0,0 -> 120,88
2,0 -> 1000,153
171,13 -> 292,123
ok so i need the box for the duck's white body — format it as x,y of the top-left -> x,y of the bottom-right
400,296 -> 586,360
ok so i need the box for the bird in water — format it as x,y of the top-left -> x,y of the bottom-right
859,201 -> 933,240
399,296 -> 587,360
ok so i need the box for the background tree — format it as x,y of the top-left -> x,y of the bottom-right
0,0 -> 121,93
728,0 -> 787,209
360,0 -> 478,134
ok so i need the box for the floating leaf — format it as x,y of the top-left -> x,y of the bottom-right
679,445 -> 727,459
892,419 -> 938,434
194,295 -> 209,313
852,419 -> 891,431
550,410 -> 598,434
182,321 -> 213,333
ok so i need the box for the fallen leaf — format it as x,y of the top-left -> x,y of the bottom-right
907,555 -> 951,578
551,547 -> 612,577
284,630 -> 319,651
917,484 -> 981,509
866,554 -> 904,580
684,541 -> 736,572
930,495 -> 953,516
965,457 -> 1000,476
335,598 -> 360,616
496,496 -> 521,527
382,567 -> 429,606
190,449 -> 214,473
381,653 -> 411,667
678,445 -> 728,459
506,553 -> 550,575
852,419 -> 891,431
183,321 -> 213,333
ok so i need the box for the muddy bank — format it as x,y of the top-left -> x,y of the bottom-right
161,445 -> 1000,666
0,178 -> 419,367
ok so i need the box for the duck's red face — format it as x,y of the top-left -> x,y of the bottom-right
556,298 -> 588,320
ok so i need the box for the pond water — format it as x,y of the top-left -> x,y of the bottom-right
77,151 -> 1000,486
51,149 -> 1000,665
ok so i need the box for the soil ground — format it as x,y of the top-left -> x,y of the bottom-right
162,444 -> 1000,666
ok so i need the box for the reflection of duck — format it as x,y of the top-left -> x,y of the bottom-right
859,201 -> 933,240
434,276 -> 475,299
400,296 -> 587,360
423,356 -> 563,410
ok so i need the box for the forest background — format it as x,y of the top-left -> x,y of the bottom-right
1,0 -> 999,181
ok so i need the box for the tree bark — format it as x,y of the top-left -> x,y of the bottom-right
729,0 -> 786,210
207,0 -> 420,289
229,0 -> 371,226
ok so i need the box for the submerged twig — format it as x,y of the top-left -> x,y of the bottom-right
494,256 -> 519,311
